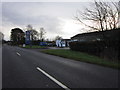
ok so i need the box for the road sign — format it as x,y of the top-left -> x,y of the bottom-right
25,31 -> 31,45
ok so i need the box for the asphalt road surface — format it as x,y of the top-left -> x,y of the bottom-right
2,45 -> 119,89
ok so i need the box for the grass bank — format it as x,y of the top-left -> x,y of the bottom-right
42,49 -> 119,69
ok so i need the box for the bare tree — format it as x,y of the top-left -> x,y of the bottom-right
26,24 -> 39,41
75,1 -> 120,31
26,24 -> 33,31
39,27 -> 46,41
54,35 -> 63,41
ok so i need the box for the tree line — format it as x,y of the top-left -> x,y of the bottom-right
10,24 -> 46,45
10,24 -> 62,45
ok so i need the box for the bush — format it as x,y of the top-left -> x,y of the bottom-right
69,40 -> 119,61
69,41 -> 102,55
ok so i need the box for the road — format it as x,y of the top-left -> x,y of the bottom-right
2,45 -> 119,88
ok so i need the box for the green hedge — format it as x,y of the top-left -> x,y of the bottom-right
69,41 -> 102,55
69,40 -> 119,60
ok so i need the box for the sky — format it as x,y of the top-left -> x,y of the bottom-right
0,0 -> 119,40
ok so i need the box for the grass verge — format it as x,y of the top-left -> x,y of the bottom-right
42,49 -> 119,69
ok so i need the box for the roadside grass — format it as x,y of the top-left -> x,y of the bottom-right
22,45 -> 47,49
42,49 -> 119,69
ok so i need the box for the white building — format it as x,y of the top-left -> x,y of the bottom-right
56,39 -> 70,47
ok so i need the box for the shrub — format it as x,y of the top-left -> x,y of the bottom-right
69,41 -> 102,55
69,40 -> 119,61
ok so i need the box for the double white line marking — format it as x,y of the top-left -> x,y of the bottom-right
37,67 -> 70,90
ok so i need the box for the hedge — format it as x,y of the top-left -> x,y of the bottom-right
69,40 -> 119,61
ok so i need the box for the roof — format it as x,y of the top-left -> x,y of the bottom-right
71,28 -> 120,39
62,39 -> 70,40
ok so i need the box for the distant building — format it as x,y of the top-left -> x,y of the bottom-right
71,29 -> 120,42
56,39 -> 62,47
56,39 -> 70,47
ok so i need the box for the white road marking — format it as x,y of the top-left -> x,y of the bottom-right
36,67 -> 71,90
16,52 -> 21,56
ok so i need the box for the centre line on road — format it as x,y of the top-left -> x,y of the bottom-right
36,67 -> 70,90
16,52 -> 21,56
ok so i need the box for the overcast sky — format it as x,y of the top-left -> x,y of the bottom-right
0,0 -> 119,40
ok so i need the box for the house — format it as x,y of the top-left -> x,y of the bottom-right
71,31 -> 103,42
56,39 -> 70,47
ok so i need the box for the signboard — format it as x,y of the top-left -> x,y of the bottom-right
25,31 -> 31,45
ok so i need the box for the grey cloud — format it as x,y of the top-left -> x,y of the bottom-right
2,2 -> 90,40
2,2 -> 64,34
2,11 -> 63,35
